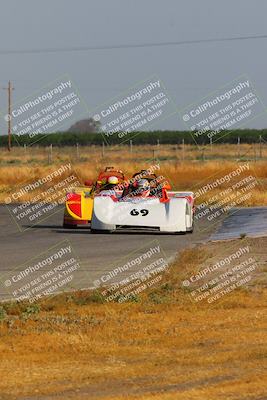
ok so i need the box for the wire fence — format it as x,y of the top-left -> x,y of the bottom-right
0,138 -> 266,165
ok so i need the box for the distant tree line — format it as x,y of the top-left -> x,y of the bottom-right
0,129 -> 266,147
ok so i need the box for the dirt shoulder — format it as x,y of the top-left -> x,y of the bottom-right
0,237 -> 266,400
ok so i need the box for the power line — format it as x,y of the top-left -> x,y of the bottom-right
0,34 -> 267,55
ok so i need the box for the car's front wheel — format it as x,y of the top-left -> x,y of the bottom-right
91,229 -> 113,234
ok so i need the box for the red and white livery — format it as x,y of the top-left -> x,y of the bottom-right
91,171 -> 194,234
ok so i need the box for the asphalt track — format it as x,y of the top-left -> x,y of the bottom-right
210,207 -> 267,241
0,205 -> 266,301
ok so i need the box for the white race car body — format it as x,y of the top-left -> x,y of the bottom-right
91,191 -> 194,233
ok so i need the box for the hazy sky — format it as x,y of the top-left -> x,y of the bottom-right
0,0 -> 267,130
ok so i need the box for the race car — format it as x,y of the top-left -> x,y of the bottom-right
63,167 -> 126,228
91,170 -> 194,233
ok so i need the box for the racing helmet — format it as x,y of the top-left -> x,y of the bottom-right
136,179 -> 150,196
107,176 -> 119,185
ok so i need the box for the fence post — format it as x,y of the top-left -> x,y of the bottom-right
254,143 -> 257,162
130,140 -> 133,153
202,144 -> 205,162
237,137 -> 240,159
76,143 -> 80,160
102,142 -> 105,157
182,138 -> 185,161
48,144 -> 53,164
259,135 -> 262,159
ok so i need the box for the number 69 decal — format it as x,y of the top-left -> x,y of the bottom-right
130,209 -> 149,216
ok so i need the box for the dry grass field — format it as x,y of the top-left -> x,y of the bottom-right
0,236 -> 266,400
0,143 -> 266,205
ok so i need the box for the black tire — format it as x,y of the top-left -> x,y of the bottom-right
63,222 -> 76,229
91,229 -> 113,234
187,219 -> 194,233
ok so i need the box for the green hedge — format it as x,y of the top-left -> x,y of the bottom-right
0,129 -> 266,147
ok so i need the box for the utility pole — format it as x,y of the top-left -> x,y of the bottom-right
3,81 -> 14,152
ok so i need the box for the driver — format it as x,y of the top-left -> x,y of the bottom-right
104,176 -> 119,190
135,179 -> 150,198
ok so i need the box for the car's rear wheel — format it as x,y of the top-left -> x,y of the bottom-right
63,222 -> 76,229
187,218 -> 194,233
